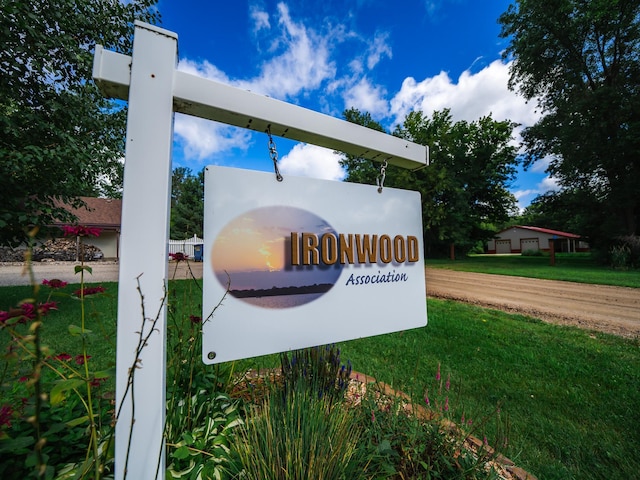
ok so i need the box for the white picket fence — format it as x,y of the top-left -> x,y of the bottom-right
168,234 -> 203,259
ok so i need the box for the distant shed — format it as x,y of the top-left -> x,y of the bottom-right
487,226 -> 589,254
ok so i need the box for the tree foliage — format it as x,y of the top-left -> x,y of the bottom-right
499,0 -> 640,247
0,0 -> 160,246
170,167 -> 204,240
340,108 -> 519,256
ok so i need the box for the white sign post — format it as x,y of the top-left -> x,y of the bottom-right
93,21 -> 428,480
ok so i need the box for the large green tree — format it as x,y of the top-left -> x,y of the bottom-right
340,108 -> 519,256
0,0 -> 159,246
170,167 -> 204,240
499,0 -> 640,247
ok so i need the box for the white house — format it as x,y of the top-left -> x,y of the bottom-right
487,226 -> 589,254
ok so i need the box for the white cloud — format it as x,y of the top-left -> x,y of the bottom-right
390,60 -> 539,129
538,175 -> 560,192
250,4 -> 270,33
423,1 -> 442,17
174,114 -> 252,161
179,4 -> 337,101
530,154 -> 554,173
278,143 -> 345,181
174,3 -> 341,162
513,175 -> 561,211
177,58 -> 230,84
235,3 -> 337,99
367,31 -> 392,70
342,77 -> 389,118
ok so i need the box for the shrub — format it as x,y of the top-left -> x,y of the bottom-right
610,235 -> 640,269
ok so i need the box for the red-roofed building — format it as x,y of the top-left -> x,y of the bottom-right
487,226 -> 589,254
54,197 -> 122,259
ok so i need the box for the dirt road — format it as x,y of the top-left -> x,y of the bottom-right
426,268 -> 640,338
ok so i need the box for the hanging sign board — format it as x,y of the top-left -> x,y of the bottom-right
202,166 -> 427,364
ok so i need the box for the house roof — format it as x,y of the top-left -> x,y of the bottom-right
54,196 -> 122,229
503,225 -> 581,239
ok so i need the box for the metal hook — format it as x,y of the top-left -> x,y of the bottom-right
376,159 -> 388,193
266,125 -> 283,182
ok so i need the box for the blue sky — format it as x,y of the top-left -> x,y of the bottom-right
156,0 -> 556,210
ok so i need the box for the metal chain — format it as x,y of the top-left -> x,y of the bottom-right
376,159 -> 388,193
266,125 -> 283,182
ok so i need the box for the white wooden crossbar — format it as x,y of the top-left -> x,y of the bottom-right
93,45 -> 429,170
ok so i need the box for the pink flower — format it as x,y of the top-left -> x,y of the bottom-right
371,410 -> 376,423
75,354 -> 91,365
54,353 -> 72,362
444,397 -> 449,412
18,376 -> 29,382
20,303 -> 36,320
424,390 -> 430,406
89,377 -> 106,388
42,279 -> 68,289
0,306 -> 30,326
73,286 -> 106,297
38,301 -> 58,316
435,363 -> 441,382
0,405 -> 13,428
61,225 -> 102,237
445,373 -> 450,391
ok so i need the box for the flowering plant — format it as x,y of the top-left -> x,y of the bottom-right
60,225 -> 102,237
169,251 -> 188,262
0,230 -> 112,479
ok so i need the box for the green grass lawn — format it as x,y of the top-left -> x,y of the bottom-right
427,253 -> 640,287
338,299 -> 640,480
2,270 -> 639,479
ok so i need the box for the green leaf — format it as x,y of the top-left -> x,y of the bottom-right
0,435 -> 34,453
172,445 -> 191,460
74,265 -> 92,274
66,415 -> 91,427
50,378 -> 85,405
94,367 -> 115,379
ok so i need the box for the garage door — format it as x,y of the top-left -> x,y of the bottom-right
496,239 -> 511,254
521,238 -> 539,252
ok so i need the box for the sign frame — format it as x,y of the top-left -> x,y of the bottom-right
92,21 -> 429,480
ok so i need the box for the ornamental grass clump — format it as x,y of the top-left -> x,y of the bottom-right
227,380 -> 364,480
227,345 -> 362,479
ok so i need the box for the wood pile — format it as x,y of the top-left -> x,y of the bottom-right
0,239 -> 103,262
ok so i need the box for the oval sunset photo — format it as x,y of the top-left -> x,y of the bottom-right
210,206 -> 343,309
